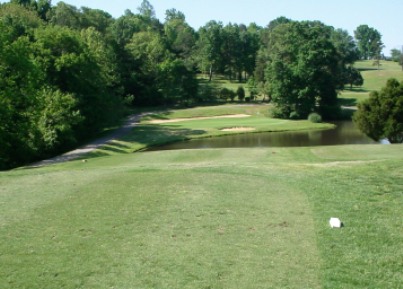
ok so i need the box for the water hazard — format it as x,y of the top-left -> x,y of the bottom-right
148,121 -> 380,151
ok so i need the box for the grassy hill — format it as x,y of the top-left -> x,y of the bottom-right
1,145 -> 402,288
339,60 -> 403,106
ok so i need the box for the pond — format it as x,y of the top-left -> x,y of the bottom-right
148,121 -> 382,151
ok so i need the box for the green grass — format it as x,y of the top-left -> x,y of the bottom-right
340,60 -> 403,106
1,145 -> 402,288
198,75 -> 258,100
88,105 -> 333,157
142,104 -> 270,119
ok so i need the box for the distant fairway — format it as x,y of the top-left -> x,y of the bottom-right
1,145 -> 402,289
340,60 -> 403,106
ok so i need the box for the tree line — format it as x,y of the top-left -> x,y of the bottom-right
0,0 -> 386,168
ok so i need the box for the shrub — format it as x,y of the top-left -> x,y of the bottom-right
220,88 -> 235,102
270,106 -> 288,118
308,113 -> 323,123
237,86 -> 245,101
289,111 -> 301,120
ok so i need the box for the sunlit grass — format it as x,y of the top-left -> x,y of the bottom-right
2,145 -> 402,288
340,60 -> 403,106
88,105 -> 333,158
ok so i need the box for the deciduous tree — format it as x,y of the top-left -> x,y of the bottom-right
354,25 -> 383,60
265,21 -> 341,119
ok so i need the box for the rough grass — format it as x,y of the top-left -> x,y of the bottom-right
1,145 -> 402,289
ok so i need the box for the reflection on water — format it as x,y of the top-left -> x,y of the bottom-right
148,121 -> 379,151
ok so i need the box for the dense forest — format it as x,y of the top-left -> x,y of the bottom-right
0,0 -> 384,169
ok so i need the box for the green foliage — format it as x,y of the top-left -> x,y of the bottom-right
236,85 -> 245,101
0,21 -> 43,168
246,77 -> 258,100
289,111 -> 301,120
219,87 -> 236,102
194,21 -> 261,82
344,66 -> 364,89
265,20 -> 341,119
390,48 -> 401,62
308,112 -> 322,123
0,3 -> 126,168
354,78 -> 403,143
164,10 -> 195,60
354,25 -> 383,60
0,0 -> 390,169
137,0 -> 155,19
37,88 -> 82,151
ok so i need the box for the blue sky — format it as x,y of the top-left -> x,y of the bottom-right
2,0 -> 402,55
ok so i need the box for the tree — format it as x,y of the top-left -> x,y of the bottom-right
390,48 -> 401,62
354,25 -> 383,60
0,24 -> 43,168
35,0 -> 52,21
354,78 -> 403,143
164,9 -> 195,61
49,2 -> 83,28
344,66 -> 364,89
194,21 -> 224,81
137,0 -> 155,19
80,7 -> 113,33
390,48 -> 403,70
165,8 -> 185,21
237,86 -> 245,101
265,21 -> 341,119
331,29 -> 359,88
35,25 -> 123,135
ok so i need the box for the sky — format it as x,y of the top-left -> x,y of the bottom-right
2,0 -> 402,55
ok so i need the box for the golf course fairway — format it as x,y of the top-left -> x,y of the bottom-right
1,145 -> 402,289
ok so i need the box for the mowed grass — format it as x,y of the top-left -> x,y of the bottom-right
89,104 -> 333,157
340,60 -> 403,106
1,145 -> 402,289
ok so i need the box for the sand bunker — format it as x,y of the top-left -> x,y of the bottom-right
221,127 -> 256,132
148,114 -> 251,124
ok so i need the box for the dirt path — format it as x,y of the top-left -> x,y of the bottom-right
27,112 -> 252,168
28,113 -> 146,168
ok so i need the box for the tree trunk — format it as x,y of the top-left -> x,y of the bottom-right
209,64 -> 213,82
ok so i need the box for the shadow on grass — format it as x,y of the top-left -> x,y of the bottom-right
357,67 -> 383,72
87,124 -> 207,158
338,98 -> 357,107
343,87 -> 369,93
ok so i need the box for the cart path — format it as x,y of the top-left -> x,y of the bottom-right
28,113 -> 146,168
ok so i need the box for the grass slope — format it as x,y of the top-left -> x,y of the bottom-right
1,145 -> 402,289
340,60 -> 403,106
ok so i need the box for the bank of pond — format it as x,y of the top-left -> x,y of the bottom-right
146,121 -> 385,151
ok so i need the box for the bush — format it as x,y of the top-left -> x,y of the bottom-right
270,106 -> 288,118
220,88 -> 236,102
289,111 -> 301,120
308,113 -> 322,123
237,86 -> 245,101
197,85 -> 217,103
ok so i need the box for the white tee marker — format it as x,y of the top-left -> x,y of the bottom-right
329,217 -> 343,228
